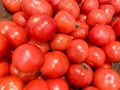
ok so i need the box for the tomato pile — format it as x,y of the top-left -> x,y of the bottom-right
1,0 -> 120,90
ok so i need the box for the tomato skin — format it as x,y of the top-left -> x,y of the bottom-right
98,0 -> 109,4
0,75 -> 25,90
2,0 -> 21,12
88,24 -> 111,46
58,0 -> 80,19
12,43 -> 44,72
92,68 -> 120,90
0,58 -> 10,78
54,10 -> 76,34
102,41 -> 120,63
66,39 -> 88,63
67,63 -> 93,87
113,20 -> 120,36
12,11 -> 27,27
23,79 -> 49,90
46,78 -> 69,90
50,34 -> 72,51
81,0 -> 99,14
26,14 -> 56,42
86,9 -> 108,27
40,51 -> 69,78
21,0 -> 53,17
82,86 -> 99,90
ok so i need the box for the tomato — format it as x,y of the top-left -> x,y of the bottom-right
82,86 -> 99,90
88,24 -> 111,46
78,13 -> 87,22
6,26 -> 28,49
26,14 -> 56,42
23,79 -> 49,90
21,0 -> 53,17
99,4 -> 115,23
0,58 -> 10,78
54,10 -> 76,34
0,33 -> 8,57
102,41 -> 120,63
46,78 -> 69,90
2,0 -> 21,12
50,33 -> 72,51
28,39 -> 50,54
58,0 -> 80,19
92,68 -> 120,90
86,9 -> 108,27
67,63 -> 93,87
98,0 -> 109,4
66,39 -> 88,63
12,43 -> 44,72
85,46 -> 105,68
110,16 -> 120,27
0,75 -> 25,90
12,11 -> 27,27
40,51 -> 69,78
81,0 -> 99,14
113,20 -> 120,36
100,62 -> 112,69
10,63 -> 40,83
0,20 -> 17,35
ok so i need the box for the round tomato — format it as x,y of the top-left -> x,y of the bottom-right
82,86 -> 99,90
113,20 -> 120,36
12,43 -> 44,72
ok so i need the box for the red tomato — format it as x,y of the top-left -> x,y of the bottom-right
92,68 -> 120,90
46,78 -> 69,90
10,63 -> 40,83
0,33 -> 8,57
85,46 -> 105,68
12,43 -> 44,72
54,10 -> 76,34
110,16 -> 120,27
81,0 -> 99,14
113,20 -> 120,36
26,14 -> 56,42
88,24 -> 111,46
28,39 -> 50,54
102,41 -> 120,63
12,11 -> 27,27
0,75 -> 25,90
23,79 -> 49,90
50,33 -> 72,51
0,20 -> 17,35
98,0 -> 109,4
82,86 -> 99,90
67,63 -> 93,87
6,26 -> 28,49
78,13 -> 87,22
99,4 -> 115,23
86,9 -> 108,27
2,0 -> 21,12
21,0 -> 53,17
100,62 -> 112,69
58,0 -> 80,19
40,51 -> 69,78
66,39 -> 88,63
0,58 -> 10,78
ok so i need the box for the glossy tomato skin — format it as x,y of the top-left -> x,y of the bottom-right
2,0 -> 21,12
66,39 -> 88,63
92,68 -> 120,90
6,26 -> 28,49
113,20 -> 120,36
102,41 -> 120,63
12,11 -> 27,27
26,14 -> 56,42
23,79 -> 49,90
46,78 -> 69,90
85,46 -> 105,68
40,51 -> 69,78
86,9 -> 108,27
50,33 -> 72,51
0,75 -> 25,90
98,0 -> 109,4
67,63 -> 93,87
82,86 -> 99,90
54,10 -> 76,34
81,0 -> 99,14
88,24 -> 111,46
0,58 -> 10,78
21,0 -> 53,17
12,43 -> 44,72
58,0 -> 80,19
0,33 -> 8,57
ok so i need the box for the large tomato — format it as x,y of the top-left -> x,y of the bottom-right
26,14 -> 56,42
